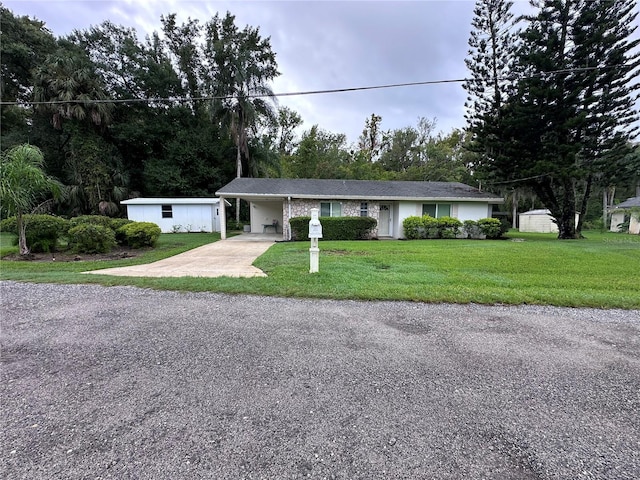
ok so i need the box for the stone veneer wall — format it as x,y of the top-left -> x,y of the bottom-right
282,199 -> 381,239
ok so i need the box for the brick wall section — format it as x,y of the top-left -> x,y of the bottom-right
282,199 -> 381,239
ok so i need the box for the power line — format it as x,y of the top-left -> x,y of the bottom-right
0,64 -> 633,107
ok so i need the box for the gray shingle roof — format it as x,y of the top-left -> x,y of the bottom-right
216,178 -> 503,202
613,196 -> 640,209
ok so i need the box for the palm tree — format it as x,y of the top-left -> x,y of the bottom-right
33,48 -> 112,129
204,12 -> 279,221
0,145 -> 63,255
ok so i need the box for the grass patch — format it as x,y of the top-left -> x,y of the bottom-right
0,232 -> 18,257
1,230 -> 639,309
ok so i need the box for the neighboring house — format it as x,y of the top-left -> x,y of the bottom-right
215,178 -> 503,240
121,198 -> 229,233
610,196 -> 640,234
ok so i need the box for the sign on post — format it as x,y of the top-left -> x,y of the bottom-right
308,208 -> 322,273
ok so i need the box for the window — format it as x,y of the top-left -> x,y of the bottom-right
360,202 -> 368,217
422,203 -> 451,218
161,204 -> 173,218
320,202 -> 342,217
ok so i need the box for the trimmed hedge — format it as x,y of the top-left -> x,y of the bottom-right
402,215 -> 462,239
68,224 -> 117,253
403,215 -> 505,240
0,214 -> 69,252
477,218 -> 504,239
289,216 -> 377,241
117,221 -> 161,248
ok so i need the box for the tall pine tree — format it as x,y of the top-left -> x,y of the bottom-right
468,0 -> 639,238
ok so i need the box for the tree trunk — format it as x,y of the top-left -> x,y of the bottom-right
511,190 -> 518,229
236,134 -> 242,223
17,211 -> 30,256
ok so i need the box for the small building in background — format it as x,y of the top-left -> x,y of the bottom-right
518,209 -> 558,233
121,198 -> 228,233
610,196 -> 640,234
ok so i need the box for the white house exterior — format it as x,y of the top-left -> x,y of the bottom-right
610,196 -> 640,234
121,198 -> 227,233
216,178 -> 504,240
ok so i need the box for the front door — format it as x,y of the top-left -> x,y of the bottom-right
378,204 -> 391,236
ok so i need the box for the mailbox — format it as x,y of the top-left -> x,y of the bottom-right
308,210 -> 323,239
309,222 -> 323,238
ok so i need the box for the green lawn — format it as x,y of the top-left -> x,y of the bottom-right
1,231 -> 639,309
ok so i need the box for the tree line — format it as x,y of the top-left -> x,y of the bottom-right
1,6 -> 476,221
2,2 -> 638,239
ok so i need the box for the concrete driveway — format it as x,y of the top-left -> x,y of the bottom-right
84,234 -> 278,278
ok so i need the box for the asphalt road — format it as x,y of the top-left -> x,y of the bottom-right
1,281 -> 639,479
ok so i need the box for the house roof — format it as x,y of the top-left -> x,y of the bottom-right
613,196 -> 640,209
121,198 -> 226,205
216,178 -> 503,203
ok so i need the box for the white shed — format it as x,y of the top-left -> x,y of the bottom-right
518,209 -> 558,233
121,198 -> 228,233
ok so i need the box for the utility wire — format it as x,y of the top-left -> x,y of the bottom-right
0,64 -> 632,107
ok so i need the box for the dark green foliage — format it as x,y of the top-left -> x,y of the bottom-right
0,214 -> 69,252
69,215 -> 114,229
438,216 -> 463,239
67,224 -> 117,253
466,0 -> 639,239
289,216 -> 377,241
402,215 -> 463,240
477,218 -> 503,239
117,222 -> 161,248
402,216 -> 423,240
226,220 -> 245,231
462,220 -> 483,239
109,218 -> 133,230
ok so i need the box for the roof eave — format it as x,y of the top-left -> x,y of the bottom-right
216,192 -> 503,203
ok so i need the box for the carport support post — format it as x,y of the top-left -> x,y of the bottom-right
219,197 -> 226,240
308,208 -> 322,273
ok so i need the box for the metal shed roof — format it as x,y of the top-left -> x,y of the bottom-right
121,198 -> 224,205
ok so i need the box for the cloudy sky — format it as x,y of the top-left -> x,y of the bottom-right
2,0 -> 600,145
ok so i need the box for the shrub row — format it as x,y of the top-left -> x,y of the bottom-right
289,216 -> 377,241
0,214 -> 160,253
402,216 -> 505,240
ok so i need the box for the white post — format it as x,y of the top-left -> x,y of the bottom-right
308,208 -> 322,273
219,197 -> 227,240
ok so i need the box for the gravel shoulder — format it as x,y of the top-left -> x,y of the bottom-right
1,281 -> 639,479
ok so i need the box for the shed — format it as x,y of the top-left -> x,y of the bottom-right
610,196 -> 640,234
121,198 -> 228,233
518,209 -> 558,233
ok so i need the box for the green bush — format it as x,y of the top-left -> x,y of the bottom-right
0,214 -> 69,252
109,218 -> 133,231
117,221 -> 161,248
423,215 -> 440,239
462,220 -> 482,239
68,224 -> 117,253
438,216 -> 462,239
402,216 -> 423,240
477,218 -> 503,239
68,215 -> 114,229
227,220 -> 245,231
289,216 -> 377,241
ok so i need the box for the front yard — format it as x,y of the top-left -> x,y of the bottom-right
1,231 -> 638,309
